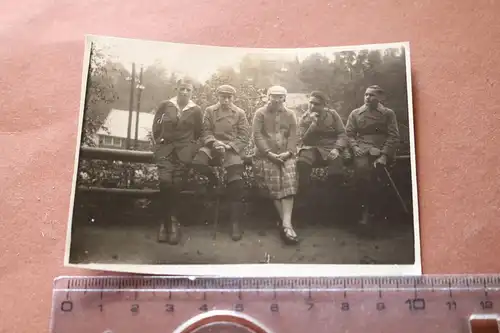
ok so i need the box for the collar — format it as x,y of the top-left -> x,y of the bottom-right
169,97 -> 197,112
214,102 -> 238,113
359,103 -> 384,114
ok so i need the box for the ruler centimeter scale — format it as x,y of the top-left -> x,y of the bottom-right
50,275 -> 500,333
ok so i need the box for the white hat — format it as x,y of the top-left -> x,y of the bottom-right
267,85 -> 287,96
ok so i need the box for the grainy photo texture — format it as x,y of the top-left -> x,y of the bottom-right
65,35 -> 421,276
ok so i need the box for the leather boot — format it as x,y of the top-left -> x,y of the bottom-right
157,182 -> 181,245
167,215 -> 181,245
227,179 -> 244,241
297,161 -> 313,195
229,200 -> 243,241
158,222 -> 168,242
358,206 -> 370,225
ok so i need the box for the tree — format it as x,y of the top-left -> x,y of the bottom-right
81,42 -> 120,146
137,63 -> 179,113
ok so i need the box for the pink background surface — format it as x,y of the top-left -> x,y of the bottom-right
1,0 -> 500,331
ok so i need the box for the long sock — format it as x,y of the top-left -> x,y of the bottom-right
273,200 -> 283,221
282,197 -> 294,228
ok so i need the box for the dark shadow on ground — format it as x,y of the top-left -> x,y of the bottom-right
68,175 -> 416,266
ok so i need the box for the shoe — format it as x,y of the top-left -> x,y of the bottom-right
280,226 -> 299,245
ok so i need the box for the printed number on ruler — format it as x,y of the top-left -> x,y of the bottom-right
51,276 -> 500,333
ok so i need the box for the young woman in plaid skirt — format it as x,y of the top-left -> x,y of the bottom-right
252,86 -> 299,245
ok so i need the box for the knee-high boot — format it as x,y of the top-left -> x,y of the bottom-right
355,177 -> 374,225
227,179 -> 244,241
158,182 -> 181,245
297,161 -> 313,195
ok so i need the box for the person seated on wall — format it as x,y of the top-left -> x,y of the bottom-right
297,91 -> 349,199
192,84 -> 250,241
345,85 -> 400,225
252,85 -> 300,245
151,78 -> 203,245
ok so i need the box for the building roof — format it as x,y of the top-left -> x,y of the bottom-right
97,109 -> 154,141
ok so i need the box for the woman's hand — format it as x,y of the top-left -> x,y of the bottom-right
267,152 -> 284,165
276,151 -> 292,162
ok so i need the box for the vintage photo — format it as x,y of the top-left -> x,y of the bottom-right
64,35 -> 421,276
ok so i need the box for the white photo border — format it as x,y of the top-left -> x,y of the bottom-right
63,35 -> 421,277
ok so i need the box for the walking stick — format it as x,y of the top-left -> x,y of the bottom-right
381,165 -> 409,214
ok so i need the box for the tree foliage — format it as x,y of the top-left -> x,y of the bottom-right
78,46 -> 411,190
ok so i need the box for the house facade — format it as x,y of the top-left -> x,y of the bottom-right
95,109 -> 155,151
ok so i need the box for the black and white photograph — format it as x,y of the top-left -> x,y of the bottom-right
64,35 -> 421,276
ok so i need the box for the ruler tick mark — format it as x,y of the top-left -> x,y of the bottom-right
308,280 -> 312,300
66,280 -> 70,300
448,281 -> 452,298
204,280 -> 208,300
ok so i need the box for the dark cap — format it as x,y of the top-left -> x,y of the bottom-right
366,85 -> 385,94
310,91 -> 328,104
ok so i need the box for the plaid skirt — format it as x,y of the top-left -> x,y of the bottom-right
253,156 -> 298,199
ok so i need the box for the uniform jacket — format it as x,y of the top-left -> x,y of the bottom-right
201,102 -> 250,156
298,108 -> 347,159
152,97 -> 203,163
252,103 -> 298,158
345,103 -> 400,157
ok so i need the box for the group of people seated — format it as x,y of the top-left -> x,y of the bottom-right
151,79 -> 400,246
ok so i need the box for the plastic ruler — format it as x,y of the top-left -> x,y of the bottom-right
50,275 -> 500,333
